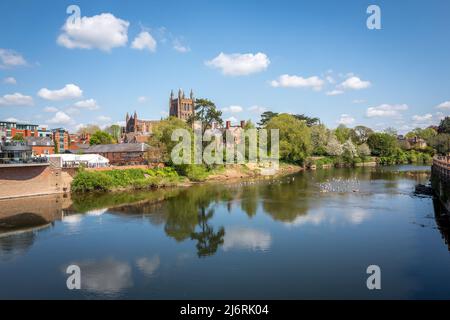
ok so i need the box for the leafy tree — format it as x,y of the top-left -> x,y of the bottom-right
350,126 -> 374,145
188,98 -> 223,134
293,114 -> 320,127
357,143 -> 371,157
367,132 -> 398,156
405,127 -> 437,142
311,124 -> 329,155
438,117 -> 450,134
342,139 -> 358,159
265,114 -> 311,165
258,111 -> 278,127
325,134 -> 343,156
334,124 -> 351,143
105,124 -> 121,142
89,131 -> 114,145
77,124 -> 101,135
384,127 -> 398,137
428,133 -> 450,155
149,116 -> 192,163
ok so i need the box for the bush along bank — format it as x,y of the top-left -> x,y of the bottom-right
71,167 -> 184,193
308,150 -> 432,169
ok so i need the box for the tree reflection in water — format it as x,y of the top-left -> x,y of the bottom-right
190,206 -> 225,257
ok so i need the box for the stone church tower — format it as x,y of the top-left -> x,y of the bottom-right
169,89 -> 195,121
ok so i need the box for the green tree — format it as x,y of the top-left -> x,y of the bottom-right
265,113 -> 311,165
405,127 -> 437,142
428,134 -> 450,155
77,124 -> 101,135
293,114 -> 320,127
149,116 -> 192,163
105,124 -> 121,142
384,127 -> 398,137
325,134 -> 343,156
258,111 -> 278,127
89,131 -> 114,145
311,124 -> 329,155
188,98 -> 223,133
334,124 -> 351,143
357,143 -> 371,158
438,117 -> 450,134
350,126 -> 374,145
367,132 -> 398,156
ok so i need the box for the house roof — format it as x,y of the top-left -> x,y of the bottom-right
84,143 -> 150,153
25,136 -> 53,146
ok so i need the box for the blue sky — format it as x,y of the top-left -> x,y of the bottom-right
0,0 -> 449,133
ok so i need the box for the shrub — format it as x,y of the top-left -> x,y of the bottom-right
71,170 -> 113,192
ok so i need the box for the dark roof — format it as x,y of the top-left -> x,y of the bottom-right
84,143 -> 150,153
25,136 -> 53,146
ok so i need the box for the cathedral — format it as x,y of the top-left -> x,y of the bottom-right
122,89 -> 195,143
123,111 -> 159,143
169,89 -> 195,121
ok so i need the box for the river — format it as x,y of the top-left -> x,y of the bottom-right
1,165 -> 449,299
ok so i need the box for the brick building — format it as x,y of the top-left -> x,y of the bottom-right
25,136 -> 55,156
84,143 -> 151,165
52,128 -> 69,153
0,121 -> 39,142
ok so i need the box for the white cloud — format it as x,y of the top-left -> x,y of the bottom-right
38,84 -> 83,101
4,117 -> 18,122
205,52 -> 270,76
73,98 -> 99,110
57,13 -> 129,52
173,39 -> 190,53
70,259 -> 132,294
338,114 -> 355,126
43,106 -> 58,113
436,101 -> 450,110
339,76 -> 371,90
3,77 -> 17,84
326,89 -> 344,96
366,104 -> 408,118
223,227 -> 272,252
136,256 -> 160,276
412,113 -> 433,122
222,105 -> 243,113
248,105 -> 267,113
97,115 -> 112,122
0,49 -> 27,68
131,31 -> 157,52
47,111 -> 73,125
270,74 -> 324,91
137,96 -> 148,103
352,99 -> 365,104
66,107 -> 80,115
0,93 -> 34,106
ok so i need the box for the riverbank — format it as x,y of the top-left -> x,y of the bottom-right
70,163 -> 304,193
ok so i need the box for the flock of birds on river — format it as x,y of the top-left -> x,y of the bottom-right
232,176 -> 362,194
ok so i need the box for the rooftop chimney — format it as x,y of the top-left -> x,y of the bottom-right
226,121 -> 231,129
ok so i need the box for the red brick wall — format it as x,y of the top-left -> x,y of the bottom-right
0,165 -> 72,200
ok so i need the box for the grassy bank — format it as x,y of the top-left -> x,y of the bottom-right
71,163 -> 303,193
71,167 -> 185,193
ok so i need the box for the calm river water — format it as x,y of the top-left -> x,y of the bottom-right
1,165 -> 449,299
